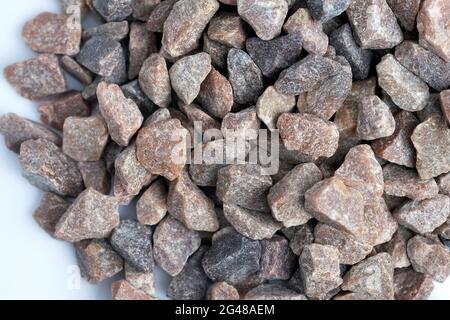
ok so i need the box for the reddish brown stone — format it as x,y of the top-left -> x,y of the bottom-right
61,55 -> 94,85
285,223 -> 315,256
245,284 -> 307,300
78,161 -> 111,195
111,280 -> 156,300
386,0 -> 420,31
357,95 -> 396,140
198,67 -> 233,119
438,172 -> 450,196
132,0 -> 160,21
394,267 -> 434,300
440,90 -> 450,124
125,263 -> 155,296
33,192 -> 70,237
179,103 -> 220,134
259,235 -> 297,280
362,199 -> 398,246
208,282 -> 240,300
222,107 -> 260,141
256,86 -> 296,132
147,0 -> 177,33
139,54 -> 172,108
378,226 -> 412,268
203,35 -> 230,70
208,13 -> 247,49
128,22 -> 158,80
137,179 -> 167,226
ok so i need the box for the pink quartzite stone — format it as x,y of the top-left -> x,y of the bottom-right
260,235 -> 296,280
33,193 -> 70,237
139,54 -> 172,108
378,226 -> 412,269
198,68 -> 233,119
137,179 -> 167,226
357,95 -> 395,141
111,280 -> 156,300
128,22 -> 157,80
147,0 -> 177,33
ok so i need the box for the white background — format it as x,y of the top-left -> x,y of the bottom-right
0,0 -> 449,300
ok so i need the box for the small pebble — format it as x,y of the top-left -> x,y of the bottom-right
306,0 -> 350,22
111,280 -> 156,300
128,22 -> 157,80
394,267 -> 434,300
83,21 -> 129,41
137,179 -> 167,226
33,193 -> 70,237
125,263 -> 155,296
197,67 -> 233,118
93,0 -> 132,22
78,160 -> 111,194
357,95 -> 396,140
208,282 -> 240,300
259,235 -> 297,280
139,54 -> 172,109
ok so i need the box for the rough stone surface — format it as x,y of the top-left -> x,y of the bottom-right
394,267 -> 434,300
19,139 -> 84,197
237,0 -> 288,41
221,107 -> 260,141
376,54 -> 429,112
93,0 -> 132,21
208,282 -> 240,300
246,33 -> 303,79
137,179 -> 167,226
147,0 -> 177,33
207,13 -> 247,49
198,67 -> 233,118
372,111 -> 419,168
83,21 -> 129,41
411,115 -> 450,179
306,0 -> 350,22
357,95 -> 396,140
121,80 -> 157,116
55,188 -> 119,242
128,22 -> 157,80
162,0 -> 219,58
362,199 -> 398,246
438,172 -> 450,197
110,220 -> 154,272
203,35 -> 229,71
227,49 -> 264,105
277,113 -> 339,159
283,8 -> 328,55
268,163 -> 322,227
139,54 -> 172,108
286,223 -> 315,256
417,0 -> 450,62
346,0 -> 403,49
170,53 -> 211,105
4,54 -> 67,100
300,244 -> 342,300
132,0 -> 160,21
202,228 -> 261,285
260,235 -> 297,280
111,280 -> 155,300
168,170 -> 219,232
245,284 -> 307,300
440,90 -> 450,125
256,86 -> 296,131
61,55 -> 94,85
407,235 -> 450,283
386,0 -> 421,31
378,226 -> 412,269
154,216 -> 201,276
75,239 -> 123,284
125,263 -> 155,296
217,164 -> 272,213
78,160 -> 110,195
33,192 -> 70,237
342,253 -> 394,300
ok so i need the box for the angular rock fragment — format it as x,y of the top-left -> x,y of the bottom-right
314,223 -> 372,265
378,227 -> 412,268
128,22 -> 157,80
411,115 -> 450,179
245,284 -> 307,300
19,139 -> 84,197
329,24 -> 373,80
407,235 -> 450,282
77,161 -> 109,194
0,113 -> 61,153
259,235 -> 297,280
305,177 -> 365,237
168,170 -> 219,232
417,0 -> 450,62
61,55 -> 93,85
342,253 -> 394,300
286,223 -> 315,256
153,216 -> 201,276
207,13 -> 247,49
386,0 -> 421,31
440,90 -> 450,125
223,203 -> 281,240
394,195 -> 450,235
371,111 -> 419,168
300,244 -> 342,300
4,54 -> 67,100
132,0 -> 160,21
306,0 -> 350,22
22,12 -> 81,56
63,115 -> 109,162
395,41 -> 450,91
75,239 -> 123,284
111,280 -> 155,300
376,54 -> 429,112
110,220 -> 154,272
55,188 -> 119,242
268,163 -> 322,227
246,33 -> 303,78
121,80 -> 157,116
208,282 -> 240,300
147,0 -> 177,32
362,199 -> 398,246
383,164 -> 439,201
83,21 -> 129,41
346,0 -> 403,49
278,113 -> 339,159
97,82 -> 143,146
125,263 -> 155,296
438,173 -> 450,197
394,267 -> 434,300
256,86 -> 296,131
222,107 -> 260,141
275,54 -> 339,96
33,193 -> 70,237
162,0 -> 219,58
217,164 -> 272,212
227,49 -> 264,105
93,0 -> 132,22
357,95 -> 396,140
237,0 -> 288,41
139,54 -> 172,109
283,8 -> 328,55
137,179 -> 167,226
203,35 -> 230,71
197,67 -> 233,118
202,228 -> 261,285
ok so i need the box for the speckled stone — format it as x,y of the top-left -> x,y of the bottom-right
198,67 -> 233,118
137,179 -> 167,226
83,21 -> 129,41
285,223 -> 315,256
221,107 -> 260,141
306,0 -> 350,22
203,35 -> 230,71
61,56 -> 94,85
33,192 -> 70,237
256,86 -> 296,131
128,22 -> 157,80
362,199 -> 398,247
357,95 -> 396,140
438,172 -> 450,197
394,267 -> 434,300
93,0 -> 132,21
139,54 -> 172,108
259,235 -> 297,280
378,226 -> 412,269
245,284 -> 307,300
147,0 -> 177,32
78,161 -> 110,195
208,282 -> 240,300
132,0 -> 160,21
125,263 -> 155,296
440,90 -> 450,124
111,280 -> 156,300
207,12 -> 247,49
121,80 -> 157,116
386,0 -> 421,31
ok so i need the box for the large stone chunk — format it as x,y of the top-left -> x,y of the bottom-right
256,86 -> 296,131
386,0 -> 421,31
411,115 -> 450,179
417,0 -> 450,62
394,195 -> 450,235
371,111 -> 419,168
153,216 -> 202,276
305,177 -> 365,237
376,54 -> 429,112
198,68 -> 233,119
223,203 -> 282,240
169,53 -> 211,105
394,267 -> 434,300
4,54 -> 67,100
237,0 -> 288,41
168,170 -> 219,232
19,139 -> 84,197
357,95 -> 395,140
162,0 -> 219,58
342,253 -> 394,300
268,163 -> 322,227
407,235 -> 450,283
55,188 -> 120,242
346,0 -> 403,49
136,119 -> 188,181
217,164 -> 272,213
227,49 -> 264,105
306,0 -> 350,22
277,113 -> 339,159
300,244 -> 342,300
202,228 -> 262,285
